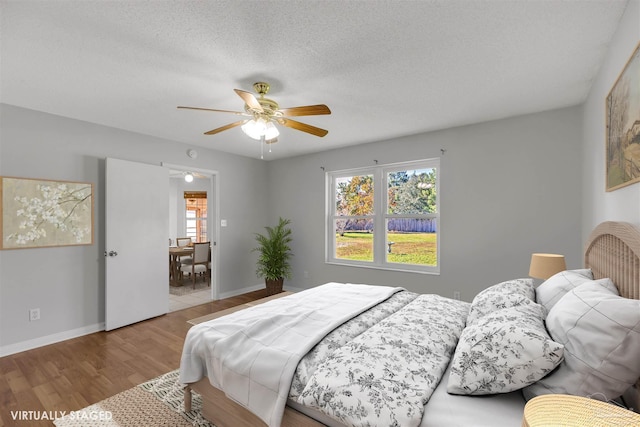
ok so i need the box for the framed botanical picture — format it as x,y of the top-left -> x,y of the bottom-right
0,176 -> 94,249
606,42 -> 640,192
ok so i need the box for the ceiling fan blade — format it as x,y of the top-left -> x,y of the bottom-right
278,104 -> 331,117
177,106 -> 248,115
204,120 -> 244,135
279,118 -> 329,137
234,89 -> 263,112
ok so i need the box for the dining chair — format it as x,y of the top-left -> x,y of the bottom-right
176,237 -> 193,265
176,237 -> 192,247
180,242 -> 210,289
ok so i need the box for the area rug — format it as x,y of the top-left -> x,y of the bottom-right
169,279 -> 210,296
54,370 -> 214,427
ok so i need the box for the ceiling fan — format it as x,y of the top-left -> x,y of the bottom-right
178,82 -> 331,144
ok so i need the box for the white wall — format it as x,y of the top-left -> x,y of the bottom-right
267,107 -> 584,300
0,104 -> 268,353
169,177 -> 179,242
582,0 -> 640,237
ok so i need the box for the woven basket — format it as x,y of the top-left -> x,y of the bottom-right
265,278 -> 284,296
522,394 -> 640,427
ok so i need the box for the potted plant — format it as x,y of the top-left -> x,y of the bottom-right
253,217 -> 293,295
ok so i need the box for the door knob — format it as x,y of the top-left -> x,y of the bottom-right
108,250 -> 118,257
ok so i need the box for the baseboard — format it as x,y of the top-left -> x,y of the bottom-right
0,322 -> 105,357
217,283 -> 264,300
217,283 -> 307,300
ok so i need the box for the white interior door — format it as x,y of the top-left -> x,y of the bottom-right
105,158 -> 169,330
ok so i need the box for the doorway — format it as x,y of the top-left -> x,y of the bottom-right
163,162 -> 219,311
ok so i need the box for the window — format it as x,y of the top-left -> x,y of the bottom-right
327,159 -> 439,273
184,191 -> 207,243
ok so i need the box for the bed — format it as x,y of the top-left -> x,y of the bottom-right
180,220 -> 640,427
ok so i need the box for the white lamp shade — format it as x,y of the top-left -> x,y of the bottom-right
264,121 -> 280,140
529,253 -> 566,280
241,120 -> 259,139
241,118 -> 267,140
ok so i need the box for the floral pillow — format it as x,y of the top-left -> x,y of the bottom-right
447,302 -> 564,395
466,278 -> 535,326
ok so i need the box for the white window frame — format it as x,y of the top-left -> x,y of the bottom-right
326,158 -> 440,274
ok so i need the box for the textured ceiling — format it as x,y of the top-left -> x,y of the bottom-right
0,0 -> 629,160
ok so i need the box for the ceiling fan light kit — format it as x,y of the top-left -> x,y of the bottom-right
241,117 -> 280,141
178,81 -> 331,157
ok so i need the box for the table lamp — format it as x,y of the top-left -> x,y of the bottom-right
529,253 -> 566,280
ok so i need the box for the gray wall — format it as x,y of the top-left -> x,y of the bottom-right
582,0 -> 640,236
268,107 -> 584,300
0,104 -> 268,352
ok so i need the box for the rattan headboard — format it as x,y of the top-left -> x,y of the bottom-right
584,221 -> 640,408
585,221 -> 640,300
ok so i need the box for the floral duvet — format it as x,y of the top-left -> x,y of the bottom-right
292,291 -> 470,427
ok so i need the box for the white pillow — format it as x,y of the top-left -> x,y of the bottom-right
524,281 -> 640,401
448,302 -> 563,395
535,269 -> 615,312
466,278 -> 535,326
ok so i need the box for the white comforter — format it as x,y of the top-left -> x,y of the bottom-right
179,283 -> 402,427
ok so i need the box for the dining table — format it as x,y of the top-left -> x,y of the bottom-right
169,246 -> 193,286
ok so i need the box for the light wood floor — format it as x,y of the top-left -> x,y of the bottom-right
0,289 -> 270,427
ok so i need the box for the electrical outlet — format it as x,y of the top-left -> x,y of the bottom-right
303,270 -> 309,278
29,308 -> 40,321
453,291 -> 461,300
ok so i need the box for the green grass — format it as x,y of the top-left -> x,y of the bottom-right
336,232 -> 437,265
336,232 -> 374,261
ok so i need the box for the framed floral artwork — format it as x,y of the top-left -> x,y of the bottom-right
0,176 -> 93,249
606,42 -> 640,192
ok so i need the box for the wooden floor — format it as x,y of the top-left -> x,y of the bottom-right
0,289 -> 270,427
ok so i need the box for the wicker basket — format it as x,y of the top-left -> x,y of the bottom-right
522,394 -> 640,427
265,278 -> 284,296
